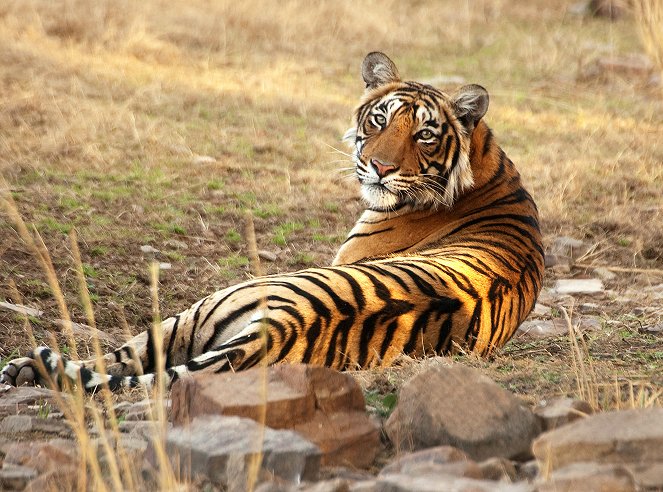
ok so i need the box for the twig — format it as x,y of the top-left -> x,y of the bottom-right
573,263 -> 663,275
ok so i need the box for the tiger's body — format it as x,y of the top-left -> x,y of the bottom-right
1,52 -> 544,391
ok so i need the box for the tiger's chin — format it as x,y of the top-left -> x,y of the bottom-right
360,183 -> 406,211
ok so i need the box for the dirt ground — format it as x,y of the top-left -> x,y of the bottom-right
1,0 -> 662,410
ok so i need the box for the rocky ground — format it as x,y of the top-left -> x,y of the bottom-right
1,358 -> 662,491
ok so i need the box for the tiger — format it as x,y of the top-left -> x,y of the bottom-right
1,52 -> 544,392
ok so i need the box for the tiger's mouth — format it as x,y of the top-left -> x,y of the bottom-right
360,181 -> 403,210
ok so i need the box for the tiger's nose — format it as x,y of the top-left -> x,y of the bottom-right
371,158 -> 398,178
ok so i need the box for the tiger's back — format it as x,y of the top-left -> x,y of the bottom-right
1,53 -> 544,391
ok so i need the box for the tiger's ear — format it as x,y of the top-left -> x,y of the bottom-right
453,84 -> 489,130
361,52 -> 401,89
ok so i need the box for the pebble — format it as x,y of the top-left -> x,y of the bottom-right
552,279 -> 604,295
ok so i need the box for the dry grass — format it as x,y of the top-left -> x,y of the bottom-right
634,0 -> 663,82
1,0 -> 662,489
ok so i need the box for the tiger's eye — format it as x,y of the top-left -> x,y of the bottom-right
373,114 -> 386,126
418,129 -> 434,140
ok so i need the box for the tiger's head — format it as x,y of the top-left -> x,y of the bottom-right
345,52 -> 489,211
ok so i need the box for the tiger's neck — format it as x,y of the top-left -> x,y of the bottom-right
332,121 -> 527,265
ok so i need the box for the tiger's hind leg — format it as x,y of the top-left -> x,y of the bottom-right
0,312 -> 185,389
0,315 -> 275,392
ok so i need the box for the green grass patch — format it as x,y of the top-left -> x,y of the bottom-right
82,264 -> 99,278
218,253 -> 249,269
207,179 -> 225,191
253,204 -> 283,219
273,221 -> 304,246
224,229 -> 242,244
154,223 -> 187,235
38,217 -> 71,234
290,252 -> 316,265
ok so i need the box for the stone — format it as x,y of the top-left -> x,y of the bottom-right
643,323 -> 663,334
532,408 -> 663,488
360,474 -> 534,492
533,397 -> 593,431
0,386 -> 69,418
517,460 -> 539,481
516,319 -> 567,338
536,462 -> 636,492
3,440 -> 77,473
151,415 -> 320,490
24,466 -> 78,492
140,244 -> 159,254
300,479 -> 351,492
515,317 -> 600,339
532,303 -> 550,316
578,302 -> 600,314
0,465 -> 38,491
552,279 -> 604,295
385,365 -> 541,461
593,267 -> 616,281
0,415 -> 71,436
171,364 -> 380,468
192,155 -> 217,165
478,457 -> 517,482
258,250 -> 279,262
379,446 -> 472,475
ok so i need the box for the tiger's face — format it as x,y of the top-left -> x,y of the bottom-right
346,52 -> 489,211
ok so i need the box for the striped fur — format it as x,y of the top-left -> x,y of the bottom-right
1,53 -> 543,392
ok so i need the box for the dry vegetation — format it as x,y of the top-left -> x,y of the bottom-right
0,0 -> 662,488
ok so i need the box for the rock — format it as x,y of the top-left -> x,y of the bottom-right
171,364 -> 380,468
0,465 -> 38,491
379,446 -> 470,474
192,155 -> 217,165
0,386 -> 69,418
532,303 -> 550,316
533,397 -> 593,431
516,317 -> 600,339
551,279 -> 604,295
385,365 -> 541,460
140,244 -> 159,254
517,460 -> 539,481
151,415 -> 320,490
164,239 -> 189,250
0,415 -> 71,436
379,446 -> 482,479
3,440 -> 77,472
593,267 -> 616,281
360,473 -> 534,492
532,408 -> 663,488
158,262 -> 172,270
549,236 -> 589,261
578,302 -> 600,314
536,462 -> 636,492
478,457 -> 517,482
24,466 -> 78,492
258,250 -> 279,262
642,323 -> 663,334
300,478 -> 351,492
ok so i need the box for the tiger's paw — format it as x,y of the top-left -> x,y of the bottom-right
0,347 -> 60,387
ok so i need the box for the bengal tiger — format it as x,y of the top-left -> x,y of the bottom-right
1,52 -> 544,392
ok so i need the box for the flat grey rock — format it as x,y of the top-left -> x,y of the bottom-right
151,415 -> 320,491
552,279 -> 604,295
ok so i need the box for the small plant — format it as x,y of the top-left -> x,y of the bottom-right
273,221 -> 304,246
364,390 -> 398,418
224,229 -> 242,244
37,399 -> 51,419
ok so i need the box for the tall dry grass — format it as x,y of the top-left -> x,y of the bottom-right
633,0 -> 663,85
